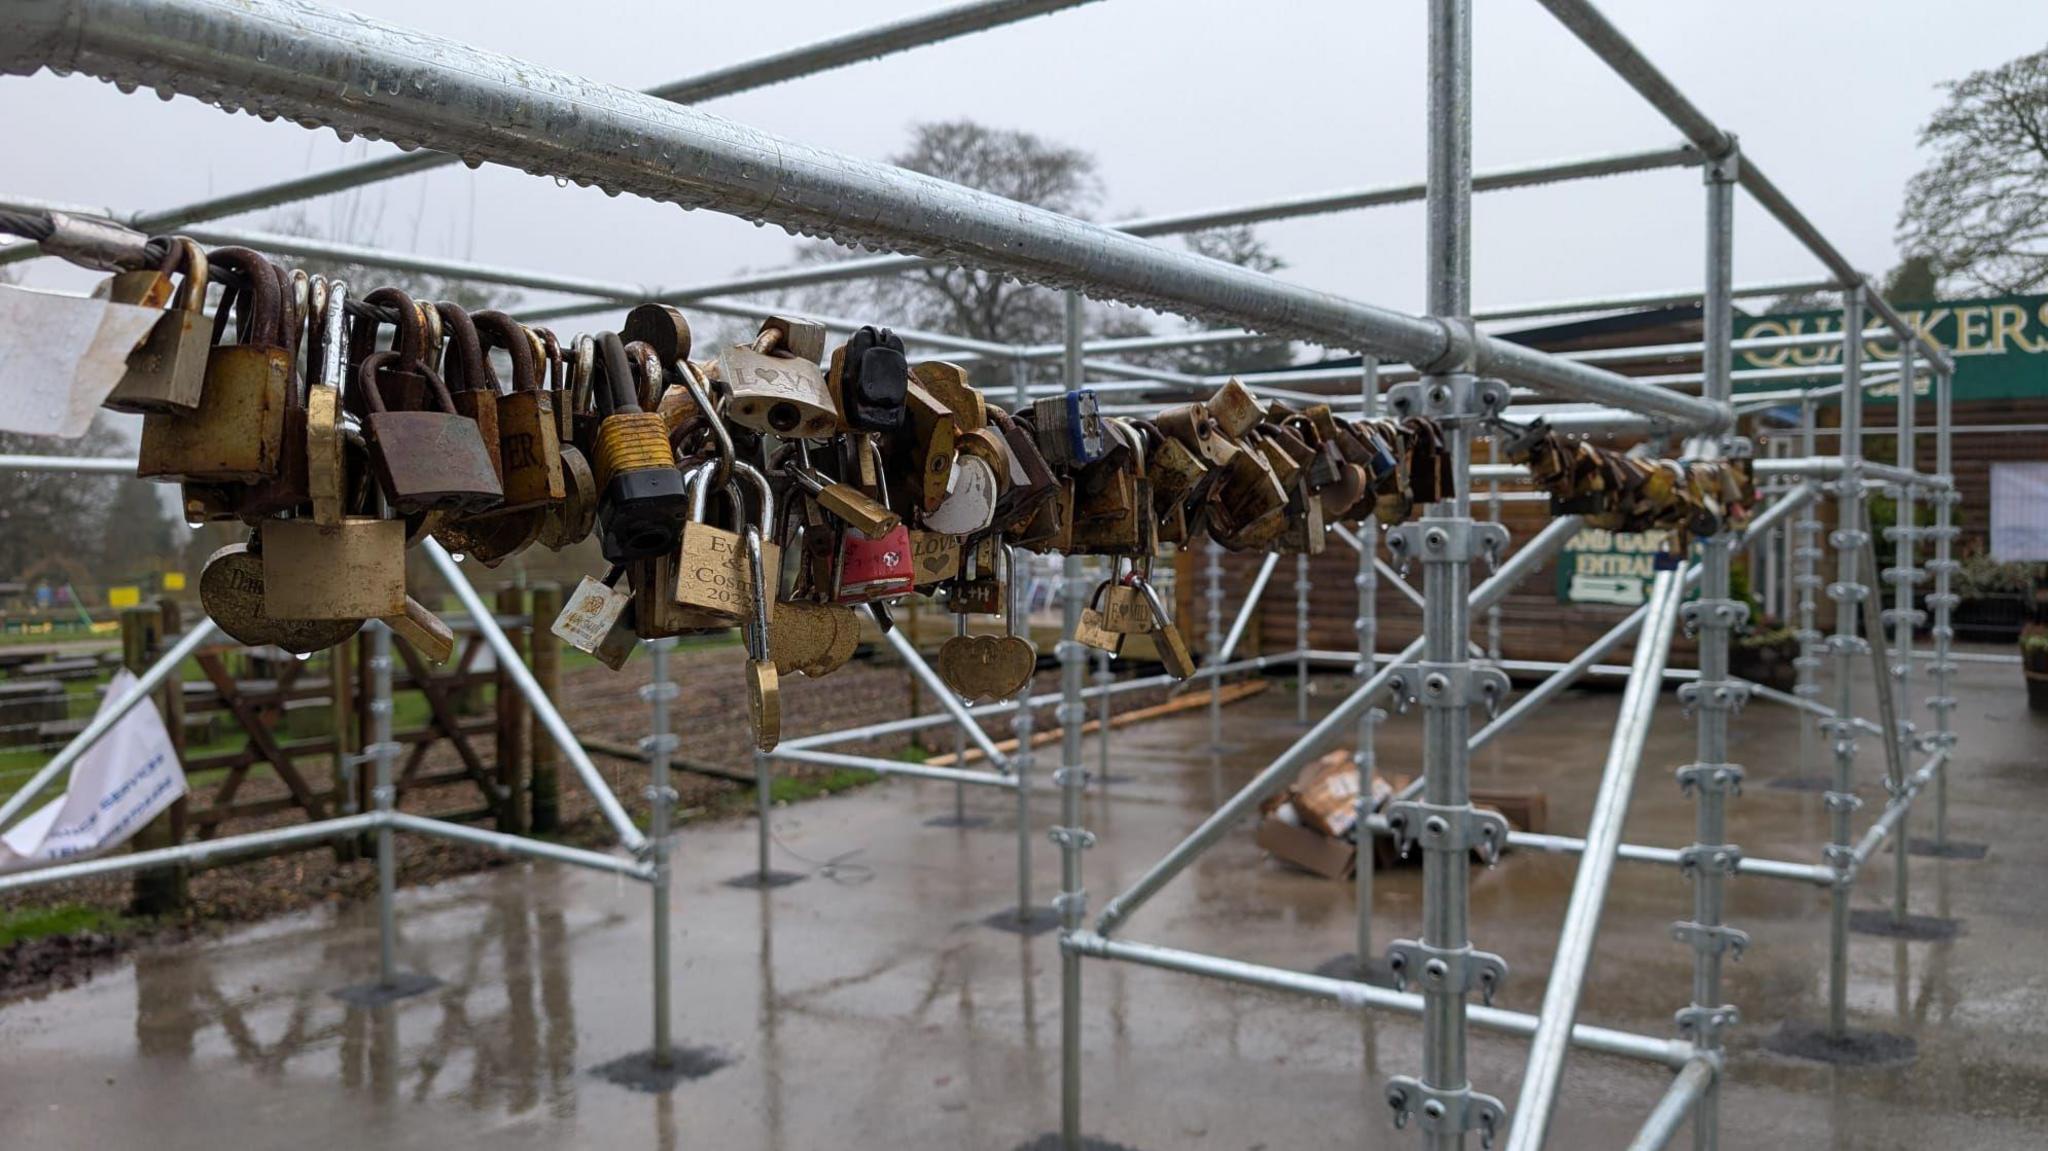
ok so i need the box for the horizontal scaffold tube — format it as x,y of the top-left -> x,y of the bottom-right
0,0 -> 1725,431
1063,931 -> 1701,1069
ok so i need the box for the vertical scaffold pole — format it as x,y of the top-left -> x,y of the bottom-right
1011,358 -> 1037,923
1057,290 -> 1094,1151
368,620 -> 398,989
1355,355 -> 1384,973
1484,436 -> 1503,662
1677,145 -> 1744,1151
1295,553 -> 1312,723
1792,394 -> 1824,783
1928,368 -> 1958,848
1383,1 -> 1502,1144
1095,646 -> 1112,784
643,638 -> 679,1067
1825,286 -> 1868,1042
954,611 -> 970,820
1886,341 -> 1918,927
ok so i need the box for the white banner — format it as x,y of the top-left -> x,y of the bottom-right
1991,462 -> 2048,563
0,671 -> 187,873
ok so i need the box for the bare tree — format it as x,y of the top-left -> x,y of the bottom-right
1898,46 -> 2048,294
0,418 -> 128,579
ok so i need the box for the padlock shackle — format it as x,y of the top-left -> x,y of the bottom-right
623,339 -> 664,413
474,310 -> 538,394
679,358 -> 735,488
744,525 -> 772,662
593,331 -> 641,416
166,236 -> 208,315
434,302 -> 489,396
570,334 -> 596,420
317,278 -> 351,399
356,349 -> 461,418
359,286 -> 426,367
205,246 -> 281,349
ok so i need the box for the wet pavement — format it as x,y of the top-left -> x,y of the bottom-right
0,649 -> 2042,1149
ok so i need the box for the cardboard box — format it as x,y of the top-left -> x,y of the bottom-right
1257,812 -> 1356,879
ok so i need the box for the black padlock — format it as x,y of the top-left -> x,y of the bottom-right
838,325 -> 909,432
591,330 -> 689,564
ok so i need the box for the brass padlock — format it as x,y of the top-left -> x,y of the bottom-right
1074,578 -> 1126,656
592,331 -> 689,563
537,330 -> 598,551
674,460 -> 780,622
722,318 -> 838,439
199,537 -> 363,654
306,276 -> 349,529
437,302 -> 503,484
910,528 -> 964,588
137,246 -> 288,484
383,595 -> 456,665
103,237 -> 211,414
226,260 -> 313,521
937,542 -> 1037,703
742,527 -> 782,751
1207,377 -> 1263,440
1134,571 -> 1196,681
261,516 -> 407,621
902,380 -> 962,514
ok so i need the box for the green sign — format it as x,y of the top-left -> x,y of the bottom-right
1555,526 -> 1676,606
1735,294 -> 2048,404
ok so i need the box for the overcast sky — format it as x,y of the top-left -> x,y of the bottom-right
6,0 -> 2046,333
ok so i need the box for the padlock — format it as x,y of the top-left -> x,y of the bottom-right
1134,571 -> 1196,681
771,598 -> 861,679
736,526 -> 782,750
536,330 -> 598,551
345,287 -> 434,420
260,516 -> 407,621
358,347 -> 504,516
434,309 -> 559,563
946,541 -> 1005,615
592,330 -> 689,563
1031,389 -> 1108,468
902,380 -> 962,513
305,276 -> 349,529
989,408 -> 1059,534
722,317 -> 838,439
1207,377 -> 1263,440
383,595 -> 457,665
925,452 -> 999,537
912,361 -> 986,430
783,438 -> 901,538
937,543 -> 1037,703
1074,578 -> 1125,656
828,325 -> 909,432
226,259 -> 314,520
138,246 -> 289,484
199,537 -> 363,654
103,236 -> 211,414
552,569 -> 632,654
910,528 -> 964,588
674,459 -> 780,622
437,302 -> 503,483
826,438 -> 916,605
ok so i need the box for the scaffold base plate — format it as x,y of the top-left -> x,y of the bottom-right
724,869 -> 807,890
1848,909 -> 1965,941
591,1045 -> 734,1092
331,971 -> 439,1008
1762,1021 -> 1918,1068
1311,952 -> 1400,988
1908,837 -> 1989,860
1011,1135 -> 1147,1151
981,906 -> 1062,937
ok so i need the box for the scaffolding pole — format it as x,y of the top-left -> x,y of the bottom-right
1825,287 -> 1867,1041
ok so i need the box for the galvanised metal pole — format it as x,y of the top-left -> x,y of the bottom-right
1011,359 -> 1038,922
0,1 -> 1728,433
1057,290 -> 1091,1151
1928,369 -> 1958,848
1220,553 -> 1283,664
1095,512 -> 1586,938
0,0 -> 1106,262
0,617 -> 219,832
1295,554 -> 1312,723
1792,393 -> 1824,786
1505,566 -> 1688,1151
1484,437 -> 1503,662
754,746 -> 773,881
368,620 -> 399,988
1624,1059 -> 1718,1151
1886,341 -> 1919,927
643,638 -> 679,1067
1680,148 -> 1741,1151
1009,540 -> 1036,922
1095,646 -> 1112,785
953,611 -> 969,821
1206,539 -> 1226,750
1356,356 -> 1385,972
1387,0 -> 1501,1143
1825,286 -> 1868,1041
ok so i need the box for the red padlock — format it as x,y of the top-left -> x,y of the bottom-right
830,438 -> 915,604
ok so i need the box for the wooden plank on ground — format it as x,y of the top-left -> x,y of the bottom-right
927,680 -> 1268,768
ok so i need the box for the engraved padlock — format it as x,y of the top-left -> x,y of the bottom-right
722,316 -> 838,439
